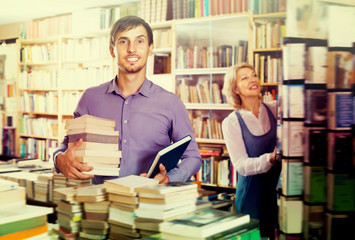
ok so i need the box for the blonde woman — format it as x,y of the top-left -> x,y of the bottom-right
222,63 -> 280,239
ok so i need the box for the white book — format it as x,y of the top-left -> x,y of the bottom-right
138,199 -> 196,210
75,149 -> 121,158
136,204 -> 196,220
0,204 -> 53,225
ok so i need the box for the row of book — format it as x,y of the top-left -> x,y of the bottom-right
152,28 -> 172,49
22,4 -> 139,39
52,175 -> 255,239
253,19 -> 286,49
19,66 -> 113,92
140,0 -> 172,23
20,43 -> 59,63
262,89 -> 277,102
277,38 -> 355,239
61,91 -> 82,115
60,66 -> 114,90
1,128 -> 15,156
19,69 -> 58,90
18,139 -> 58,161
19,91 -> 58,114
178,78 -> 225,104
61,36 -> 110,61
250,0 -> 286,15
176,41 -> 248,69
18,117 -> 58,138
255,53 -> 282,84
196,156 -> 237,187
191,115 -> 224,140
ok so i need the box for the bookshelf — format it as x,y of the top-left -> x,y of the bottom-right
16,29 -> 116,160
172,14 -> 251,189
252,11 -> 285,102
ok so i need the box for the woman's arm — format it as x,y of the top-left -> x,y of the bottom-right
222,113 -> 274,176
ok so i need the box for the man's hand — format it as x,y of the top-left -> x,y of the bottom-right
154,163 -> 169,184
56,139 -> 94,179
139,163 -> 169,184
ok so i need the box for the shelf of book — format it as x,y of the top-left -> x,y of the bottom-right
196,139 -> 226,145
253,48 -> 282,52
18,134 -> 58,140
252,11 -> 286,20
16,28 -> 116,160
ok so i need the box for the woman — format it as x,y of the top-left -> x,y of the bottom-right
222,63 -> 281,239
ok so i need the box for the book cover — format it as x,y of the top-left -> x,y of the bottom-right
281,159 -> 303,196
279,196 -> 303,234
303,126 -> 327,166
159,209 -> 250,238
305,88 -> 327,124
147,135 -> 192,178
303,166 -> 326,204
104,175 -> 159,195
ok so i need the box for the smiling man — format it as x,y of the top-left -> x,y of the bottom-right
53,16 -> 201,184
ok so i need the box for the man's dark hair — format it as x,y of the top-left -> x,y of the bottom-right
110,15 -> 153,47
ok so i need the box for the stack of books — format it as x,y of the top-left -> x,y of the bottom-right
75,184 -> 109,239
52,171 -> 91,203
53,172 -> 67,190
34,172 -> 53,202
66,114 -> 121,176
104,175 -> 159,239
53,186 -> 78,203
53,199 -> 83,239
0,179 -> 53,239
134,182 -> 198,237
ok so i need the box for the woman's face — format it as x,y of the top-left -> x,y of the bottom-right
234,67 -> 261,98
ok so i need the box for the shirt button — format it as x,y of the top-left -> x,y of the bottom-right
124,120 -> 127,124
123,139 -> 127,143
125,101 -> 129,104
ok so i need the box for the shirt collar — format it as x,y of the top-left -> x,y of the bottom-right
106,75 -> 151,98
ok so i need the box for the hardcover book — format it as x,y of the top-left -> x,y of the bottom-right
147,135 -> 192,178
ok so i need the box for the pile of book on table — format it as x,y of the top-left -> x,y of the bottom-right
0,178 -> 53,239
104,175 -> 159,239
66,115 -> 121,177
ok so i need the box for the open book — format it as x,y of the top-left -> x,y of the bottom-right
147,135 -> 192,178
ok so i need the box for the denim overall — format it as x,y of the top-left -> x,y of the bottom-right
235,104 -> 281,238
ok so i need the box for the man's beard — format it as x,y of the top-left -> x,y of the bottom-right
118,64 -> 144,74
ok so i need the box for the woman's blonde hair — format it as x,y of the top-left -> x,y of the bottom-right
222,63 -> 256,109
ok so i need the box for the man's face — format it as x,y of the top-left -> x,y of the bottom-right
110,25 -> 153,74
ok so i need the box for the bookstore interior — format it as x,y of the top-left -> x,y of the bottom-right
0,0 -> 355,239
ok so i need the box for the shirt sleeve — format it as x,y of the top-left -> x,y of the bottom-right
167,97 -> 202,182
222,113 -> 273,176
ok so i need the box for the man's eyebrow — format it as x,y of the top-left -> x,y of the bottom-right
117,35 -> 147,41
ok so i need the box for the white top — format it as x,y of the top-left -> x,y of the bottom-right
222,101 -> 277,176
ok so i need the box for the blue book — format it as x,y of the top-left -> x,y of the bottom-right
147,135 -> 192,178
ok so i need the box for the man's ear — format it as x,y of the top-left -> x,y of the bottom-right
148,43 -> 154,56
109,45 -> 115,58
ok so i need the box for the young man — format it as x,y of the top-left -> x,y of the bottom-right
54,16 -> 201,184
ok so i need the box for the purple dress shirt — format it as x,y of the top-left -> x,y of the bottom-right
54,76 -> 202,184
